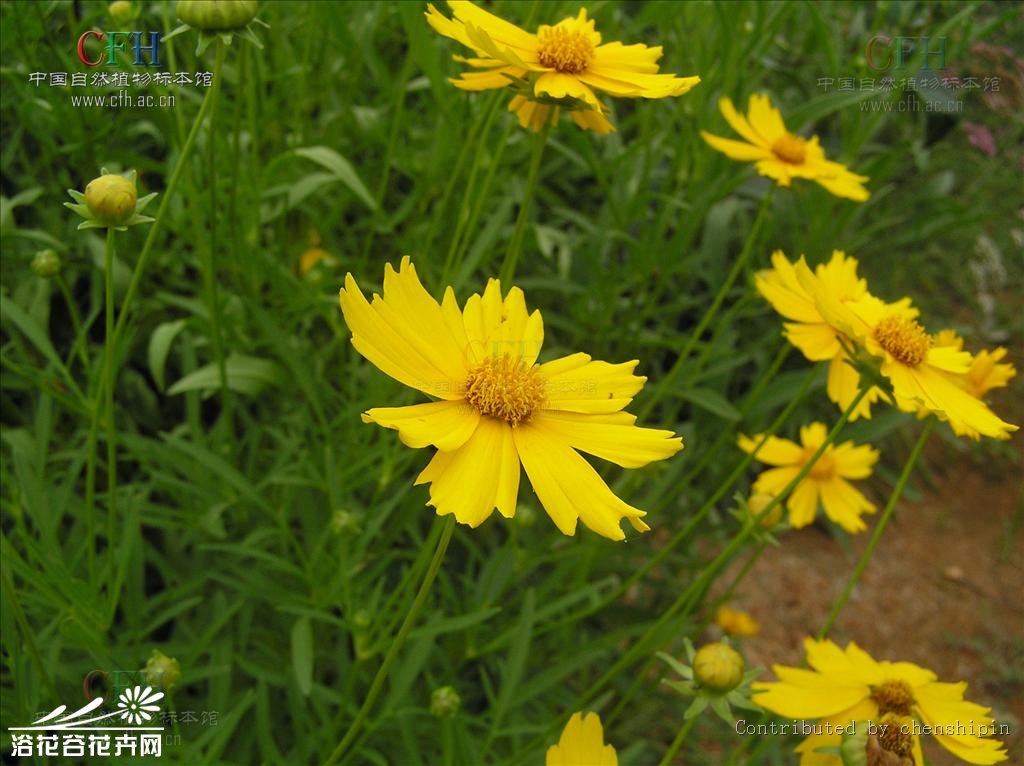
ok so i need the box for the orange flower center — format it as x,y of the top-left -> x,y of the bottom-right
870,679 -> 915,717
464,355 -> 545,425
802,448 -> 836,480
772,133 -> 807,164
537,23 -> 594,74
874,316 -> 930,367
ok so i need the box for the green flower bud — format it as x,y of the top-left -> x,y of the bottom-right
142,650 -> 182,693
693,642 -> 744,692
31,249 -> 61,278
840,721 -> 870,766
176,0 -> 260,30
108,1 -> 135,22
84,174 -> 137,226
429,686 -> 460,718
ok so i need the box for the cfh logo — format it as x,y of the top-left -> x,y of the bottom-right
76,30 -> 162,67
866,35 -> 948,71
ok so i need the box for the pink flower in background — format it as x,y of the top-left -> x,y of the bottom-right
962,121 -> 996,156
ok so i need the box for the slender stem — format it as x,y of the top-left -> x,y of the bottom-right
583,387 -> 870,715
56,274 -> 90,373
498,122 -> 551,286
203,40 -> 230,420
639,190 -> 773,421
818,418 -> 934,637
657,715 -> 697,766
103,227 -> 118,593
324,516 -> 456,766
109,49 -> 226,360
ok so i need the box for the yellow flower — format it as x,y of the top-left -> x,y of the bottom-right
547,712 -> 617,766
754,250 -> 914,421
701,94 -> 870,201
754,638 -> 1009,765
933,330 -> 1017,400
338,258 -> 683,540
715,605 -> 760,637
426,1 -> 700,134
738,423 -> 879,533
794,262 -> 1018,441
694,642 -> 745,692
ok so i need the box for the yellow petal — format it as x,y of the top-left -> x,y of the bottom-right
751,465 -> 801,497
535,72 -> 599,108
570,106 -> 615,135
593,41 -> 662,73
753,668 -> 868,718
509,94 -> 560,133
513,421 -> 649,540
447,0 -> 538,57
339,269 -> 462,400
414,417 -> 520,526
481,285 -> 545,366
825,354 -> 880,422
754,251 -> 822,324
794,732 -> 843,766
463,278 -> 505,363
737,433 -> 804,466
799,422 -> 829,449
818,476 -> 874,533
546,712 -> 618,766
719,96 -> 767,147
537,353 -> 646,414
579,69 -> 699,99
531,410 -> 682,468
786,322 -> 841,361
746,93 -> 788,143
451,67 -> 522,91
884,360 -> 1017,440
786,478 -> 820,527
362,400 -> 480,451
915,682 -> 1007,764
701,131 -> 771,162
831,441 -> 879,479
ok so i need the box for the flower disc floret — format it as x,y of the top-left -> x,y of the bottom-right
464,355 -> 545,425
874,316 -> 930,367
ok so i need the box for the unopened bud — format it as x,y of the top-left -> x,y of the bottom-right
176,0 -> 260,30
693,642 -> 744,692
84,174 -> 137,226
31,249 -> 61,278
108,1 -> 135,22
429,686 -> 460,717
142,650 -> 182,693
748,493 -> 783,528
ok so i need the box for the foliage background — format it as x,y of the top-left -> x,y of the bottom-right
1,1 -> 1021,764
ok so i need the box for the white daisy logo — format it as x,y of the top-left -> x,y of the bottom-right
116,686 -> 164,726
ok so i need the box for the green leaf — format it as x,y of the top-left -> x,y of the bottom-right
167,354 -> 281,396
291,617 -> 313,697
148,319 -> 187,391
680,387 -> 742,422
294,146 -> 377,210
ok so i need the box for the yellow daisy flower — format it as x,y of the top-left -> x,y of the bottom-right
794,262 -> 1018,441
715,605 -> 760,637
754,638 -> 1008,765
933,330 -> 1017,399
425,1 -> 700,134
547,712 -> 617,766
754,250 -> 916,421
701,94 -> 870,201
338,258 -> 683,541
738,423 -> 879,533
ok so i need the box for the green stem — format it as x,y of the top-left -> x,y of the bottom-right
639,190 -> 774,421
203,40 -> 230,421
324,516 -> 456,766
657,715 -> 697,766
818,418 -> 934,638
498,122 -> 551,285
582,386 -> 870,713
103,227 -> 117,595
109,47 -> 226,365
56,274 -> 90,373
